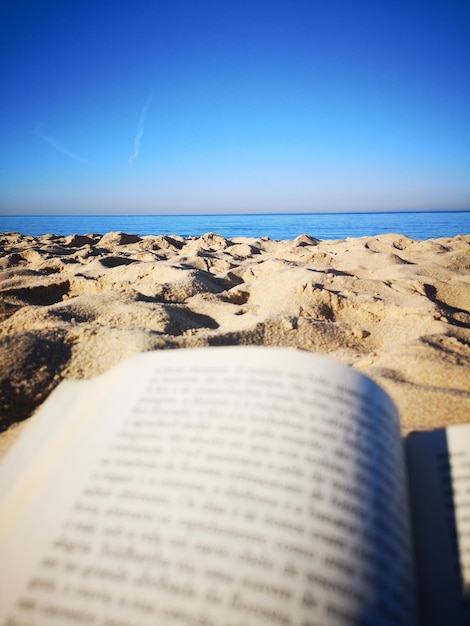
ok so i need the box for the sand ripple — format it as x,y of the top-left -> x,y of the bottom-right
1,231 -> 469,440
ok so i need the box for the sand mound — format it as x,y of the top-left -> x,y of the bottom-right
1,231 -> 469,446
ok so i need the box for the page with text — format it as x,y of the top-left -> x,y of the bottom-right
406,425 -> 470,626
0,347 -> 416,625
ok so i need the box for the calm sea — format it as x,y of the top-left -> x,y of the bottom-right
0,211 -> 469,241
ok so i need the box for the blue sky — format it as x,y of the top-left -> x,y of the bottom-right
1,0 -> 469,214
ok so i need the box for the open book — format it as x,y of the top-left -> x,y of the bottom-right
0,346 -> 469,625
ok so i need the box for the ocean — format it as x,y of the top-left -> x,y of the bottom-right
0,211 -> 469,241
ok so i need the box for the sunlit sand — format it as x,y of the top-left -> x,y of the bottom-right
1,230 -> 469,451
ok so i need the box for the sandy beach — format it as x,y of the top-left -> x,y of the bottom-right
0,230 -> 469,450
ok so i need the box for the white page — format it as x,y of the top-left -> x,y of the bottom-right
0,347 -> 416,625
407,425 -> 470,625
447,425 -> 470,598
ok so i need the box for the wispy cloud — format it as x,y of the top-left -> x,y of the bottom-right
128,96 -> 152,166
35,125 -> 90,165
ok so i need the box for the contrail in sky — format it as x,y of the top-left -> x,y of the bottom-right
35,125 -> 90,165
128,96 -> 152,166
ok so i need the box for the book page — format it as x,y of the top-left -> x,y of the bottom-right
406,425 -> 470,626
0,347 -> 416,625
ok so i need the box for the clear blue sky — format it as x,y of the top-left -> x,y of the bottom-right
1,0 -> 469,214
